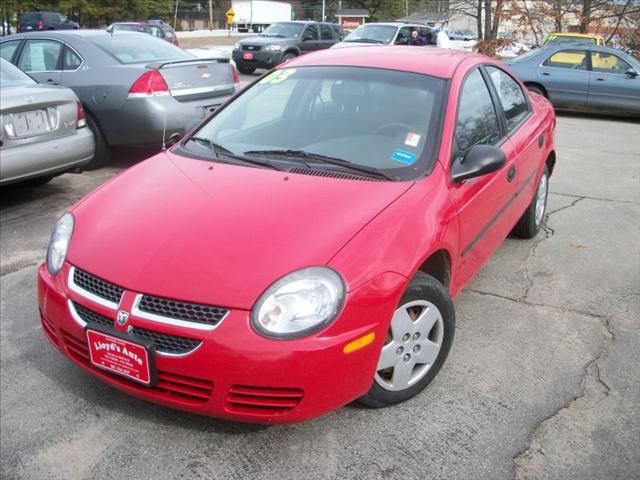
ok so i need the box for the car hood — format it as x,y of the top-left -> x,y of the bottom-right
68,152 -> 413,309
237,36 -> 296,46
331,41 -> 386,49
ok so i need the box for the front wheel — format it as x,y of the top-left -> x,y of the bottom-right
280,52 -> 296,65
527,84 -> 546,98
513,165 -> 549,238
359,272 -> 455,408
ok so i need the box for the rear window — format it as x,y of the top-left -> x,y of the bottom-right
20,13 -> 42,22
0,58 -> 36,86
90,34 -> 192,64
111,24 -> 139,32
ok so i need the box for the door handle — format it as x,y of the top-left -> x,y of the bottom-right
46,79 -> 59,85
596,77 -> 605,81
507,166 -> 516,183
542,72 -> 550,76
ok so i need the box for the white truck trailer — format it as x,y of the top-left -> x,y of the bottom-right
232,1 -> 293,32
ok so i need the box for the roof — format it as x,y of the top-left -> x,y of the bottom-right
336,9 -> 370,17
284,46 -> 477,79
3,29 -> 146,39
550,32 -> 604,39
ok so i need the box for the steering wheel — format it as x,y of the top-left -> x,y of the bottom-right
374,122 -> 414,137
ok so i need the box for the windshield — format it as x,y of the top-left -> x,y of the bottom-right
0,58 -> 35,86
510,48 -> 542,63
545,35 -> 597,46
90,34 -> 192,64
185,66 -> 446,181
261,22 -> 304,38
343,25 -> 397,43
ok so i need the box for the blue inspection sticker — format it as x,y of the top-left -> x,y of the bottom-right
391,149 -> 417,165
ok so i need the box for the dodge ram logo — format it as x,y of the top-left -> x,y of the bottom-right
116,310 -> 130,326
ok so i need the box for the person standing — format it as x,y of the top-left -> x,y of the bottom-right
435,23 -> 451,49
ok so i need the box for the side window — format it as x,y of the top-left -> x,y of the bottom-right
486,66 -> 529,131
455,69 -> 501,151
542,49 -> 588,70
17,39 -> 63,72
303,25 -> 319,41
395,27 -> 412,45
591,52 -> 631,74
320,24 -> 333,41
63,47 -> 82,70
0,41 -> 20,62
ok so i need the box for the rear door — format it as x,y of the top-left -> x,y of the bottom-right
301,25 -> 321,53
16,38 -> 63,85
538,48 -> 590,107
588,51 -> 640,114
319,24 -> 335,49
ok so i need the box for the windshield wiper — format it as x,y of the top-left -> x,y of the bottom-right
243,149 -> 394,180
186,137 -> 284,171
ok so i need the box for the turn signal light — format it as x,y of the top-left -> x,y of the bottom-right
343,332 -> 376,354
128,70 -> 170,97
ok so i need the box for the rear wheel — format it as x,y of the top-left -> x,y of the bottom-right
84,112 -> 110,169
359,272 -> 455,408
513,165 -> 549,238
236,64 -> 256,75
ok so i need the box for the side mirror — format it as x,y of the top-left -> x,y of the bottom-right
625,67 -> 638,77
451,144 -> 506,183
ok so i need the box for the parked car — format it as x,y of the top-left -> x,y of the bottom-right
232,21 -> 341,74
38,46 -> 557,423
107,21 -> 179,46
504,45 -> 640,116
333,22 -> 436,49
543,33 -> 605,47
449,29 -> 476,41
17,11 -> 79,32
1,30 -> 239,166
0,58 -> 93,186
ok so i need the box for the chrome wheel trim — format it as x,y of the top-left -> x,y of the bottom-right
375,300 -> 444,392
535,172 -> 548,226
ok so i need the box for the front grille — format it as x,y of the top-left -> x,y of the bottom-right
61,329 -> 213,404
138,295 -> 228,326
242,45 -> 261,51
72,302 -> 201,355
73,268 -> 124,305
226,385 -> 304,416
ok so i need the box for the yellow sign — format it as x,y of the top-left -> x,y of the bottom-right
226,7 -> 235,24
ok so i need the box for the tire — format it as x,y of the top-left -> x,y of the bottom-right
527,84 -> 546,98
280,52 -> 296,65
236,64 -> 256,75
513,165 -> 549,239
84,112 -> 110,169
359,271 -> 455,408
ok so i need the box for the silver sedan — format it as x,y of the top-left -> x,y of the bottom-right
0,58 -> 94,186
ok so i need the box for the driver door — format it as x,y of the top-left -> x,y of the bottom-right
537,49 -> 590,108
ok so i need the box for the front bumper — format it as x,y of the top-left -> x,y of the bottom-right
38,263 -> 405,423
232,49 -> 283,70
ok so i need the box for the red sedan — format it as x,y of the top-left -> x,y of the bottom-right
38,47 -> 556,423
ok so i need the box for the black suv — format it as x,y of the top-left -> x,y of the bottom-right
18,12 -> 79,32
233,21 -> 342,74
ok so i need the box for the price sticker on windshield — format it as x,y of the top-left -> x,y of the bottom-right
259,69 -> 296,85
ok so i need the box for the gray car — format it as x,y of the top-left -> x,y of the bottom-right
1,30 -> 238,166
504,45 -> 640,116
332,22 -> 436,49
232,21 -> 340,74
0,58 -> 94,186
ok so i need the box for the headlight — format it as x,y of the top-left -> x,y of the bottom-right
46,213 -> 74,275
251,267 -> 345,339
265,45 -> 283,51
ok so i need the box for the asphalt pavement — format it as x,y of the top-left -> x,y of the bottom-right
1,114 -> 639,479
